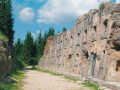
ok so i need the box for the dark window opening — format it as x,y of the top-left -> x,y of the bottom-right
61,40 -> 62,43
85,30 -> 87,35
71,36 -> 73,39
83,50 -> 89,59
78,33 -> 80,36
116,61 -> 120,71
66,38 -> 67,41
104,19 -> 108,28
103,50 -> 105,54
68,55 -> 72,59
113,43 -> 120,51
66,55 -> 72,69
77,54 -> 79,58
112,22 -> 116,28
93,26 -> 97,31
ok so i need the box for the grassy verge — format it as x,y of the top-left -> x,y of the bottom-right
32,66 -> 99,90
0,69 -> 26,90
32,66 -> 77,82
83,81 -> 99,90
32,66 -> 63,76
0,31 -> 8,40
64,76 -> 77,82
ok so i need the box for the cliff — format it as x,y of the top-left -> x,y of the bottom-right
0,38 -> 16,82
38,2 -> 120,83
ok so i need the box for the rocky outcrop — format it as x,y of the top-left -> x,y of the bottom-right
38,2 -> 120,83
0,38 -> 16,82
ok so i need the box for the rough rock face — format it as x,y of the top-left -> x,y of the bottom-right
38,2 -> 120,82
0,38 -> 16,82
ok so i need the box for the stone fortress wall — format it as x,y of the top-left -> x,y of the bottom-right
38,2 -> 120,82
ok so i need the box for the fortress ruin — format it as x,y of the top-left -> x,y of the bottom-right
38,2 -> 120,84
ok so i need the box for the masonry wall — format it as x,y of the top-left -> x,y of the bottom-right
38,2 -> 120,82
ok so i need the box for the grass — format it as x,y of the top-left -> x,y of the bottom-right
64,76 -> 77,82
0,69 -> 26,90
83,81 -> 99,90
0,31 -> 8,40
32,66 -> 63,76
32,66 -> 77,81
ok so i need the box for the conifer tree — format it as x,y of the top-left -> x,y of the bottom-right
23,32 -> 34,63
15,38 -> 22,57
37,30 -> 44,55
0,0 -> 14,45
48,28 -> 55,37
62,27 -> 67,32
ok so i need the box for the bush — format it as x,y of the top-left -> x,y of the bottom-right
99,2 -> 105,10
28,57 -> 38,66
15,58 -> 25,69
0,84 -> 4,90
0,31 -> 8,41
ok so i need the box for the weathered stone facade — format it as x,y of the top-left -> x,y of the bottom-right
0,38 -> 16,82
38,2 -> 120,82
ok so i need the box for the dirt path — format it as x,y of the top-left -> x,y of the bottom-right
22,66 -> 91,90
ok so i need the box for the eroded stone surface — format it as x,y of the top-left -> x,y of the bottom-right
38,2 -> 120,82
0,39 -> 16,82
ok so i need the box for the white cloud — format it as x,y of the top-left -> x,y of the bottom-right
37,0 -> 110,24
37,30 -> 40,34
31,33 -> 36,39
19,7 -> 35,22
116,0 -> 120,3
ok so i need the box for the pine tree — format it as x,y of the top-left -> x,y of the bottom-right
0,0 -> 14,45
62,27 -> 67,32
33,39 -> 37,57
15,38 -> 22,57
23,32 -> 34,63
0,0 -> 7,34
43,31 -> 48,46
48,27 -> 55,37
7,0 -> 14,45
37,30 -> 44,55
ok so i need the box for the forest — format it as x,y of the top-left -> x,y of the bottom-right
15,27 -> 67,66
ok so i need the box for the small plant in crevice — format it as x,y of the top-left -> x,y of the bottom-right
83,80 -> 99,90
80,30 -> 82,33
99,2 -> 105,10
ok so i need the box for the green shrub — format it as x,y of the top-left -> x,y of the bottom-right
28,57 -> 38,65
0,31 -> 8,41
83,81 -> 99,90
0,84 -> 4,90
99,2 -> 105,10
15,58 -> 25,69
